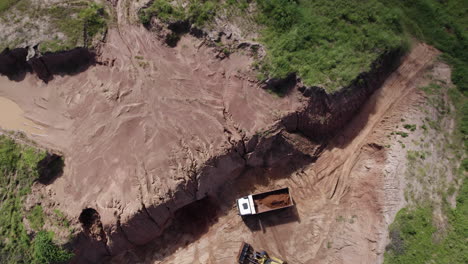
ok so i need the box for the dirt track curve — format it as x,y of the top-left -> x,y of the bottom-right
108,44 -> 438,264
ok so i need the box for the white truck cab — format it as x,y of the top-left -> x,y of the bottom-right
236,195 -> 256,216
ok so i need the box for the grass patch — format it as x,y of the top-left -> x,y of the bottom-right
28,205 -> 45,231
139,0 -> 217,27
379,0 -> 468,95
79,3 -> 108,45
385,178 -> 468,264
395,131 -> 409,138
255,0 -> 406,91
37,2 -> 108,52
403,124 -> 417,132
0,0 -> 16,13
0,136 -> 73,263
32,231 -> 74,264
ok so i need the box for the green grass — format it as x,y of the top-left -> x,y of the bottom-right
38,2 -> 108,52
0,0 -> 16,13
386,59 -> 467,264
385,178 -> 468,264
0,136 -> 73,264
139,0 -> 217,27
79,3 -> 108,45
28,205 -> 45,231
403,124 -> 417,132
1,1 -> 108,52
254,0 -> 407,91
32,231 -> 74,264
395,131 -> 409,138
379,0 -> 468,95
140,0 -> 408,91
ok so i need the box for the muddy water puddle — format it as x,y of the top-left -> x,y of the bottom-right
0,96 -> 44,135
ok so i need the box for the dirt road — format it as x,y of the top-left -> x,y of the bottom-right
109,43 -> 438,264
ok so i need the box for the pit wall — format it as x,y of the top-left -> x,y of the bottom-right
72,130 -> 318,263
281,48 -> 405,139
0,47 -> 95,82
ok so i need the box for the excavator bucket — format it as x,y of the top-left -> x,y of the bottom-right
238,242 -> 253,264
238,242 -> 286,264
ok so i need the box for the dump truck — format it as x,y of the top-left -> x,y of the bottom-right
238,242 -> 285,264
236,187 -> 293,216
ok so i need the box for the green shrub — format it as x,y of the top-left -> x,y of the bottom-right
256,0 -> 299,31
139,0 -> 184,24
32,231 -> 73,264
79,3 -> 107,42
28,205 -> 45,231
403,124 -> 417,131
187,1 -> 217,26
37,2 -> 108,52
385,177 -> 468,264
139,0 -> 217,26
396,131 -> 409,138
0,0 -> 16,13
0,136 -> 48,263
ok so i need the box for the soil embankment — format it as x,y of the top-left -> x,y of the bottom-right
0,47 -> 95,82
282,48 -> 404,139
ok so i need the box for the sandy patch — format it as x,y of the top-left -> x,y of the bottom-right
0,96 -> 44,135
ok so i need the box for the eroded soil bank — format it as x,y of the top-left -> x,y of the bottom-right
0,47 -> 95,82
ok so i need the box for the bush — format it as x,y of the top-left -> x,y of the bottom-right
139,0 -> 217,26
0,136 -> 47,263
28,205 -> 45,231
403,124 -> 417,131
385,178 -> 468,264
139,0 -> 184,24
256,0 -> 299,31
79,3 -> 107,43
32,231 -> 73,264
187,1 -> 217,26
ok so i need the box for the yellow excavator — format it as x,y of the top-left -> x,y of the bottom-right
238,242 -> 285,264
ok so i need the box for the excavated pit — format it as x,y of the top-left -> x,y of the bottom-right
107,43 -> 439,264
79,208 -> 101,231
0,21 -> 406,263
37,154 -> 64,185
101,45 -> 405,263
